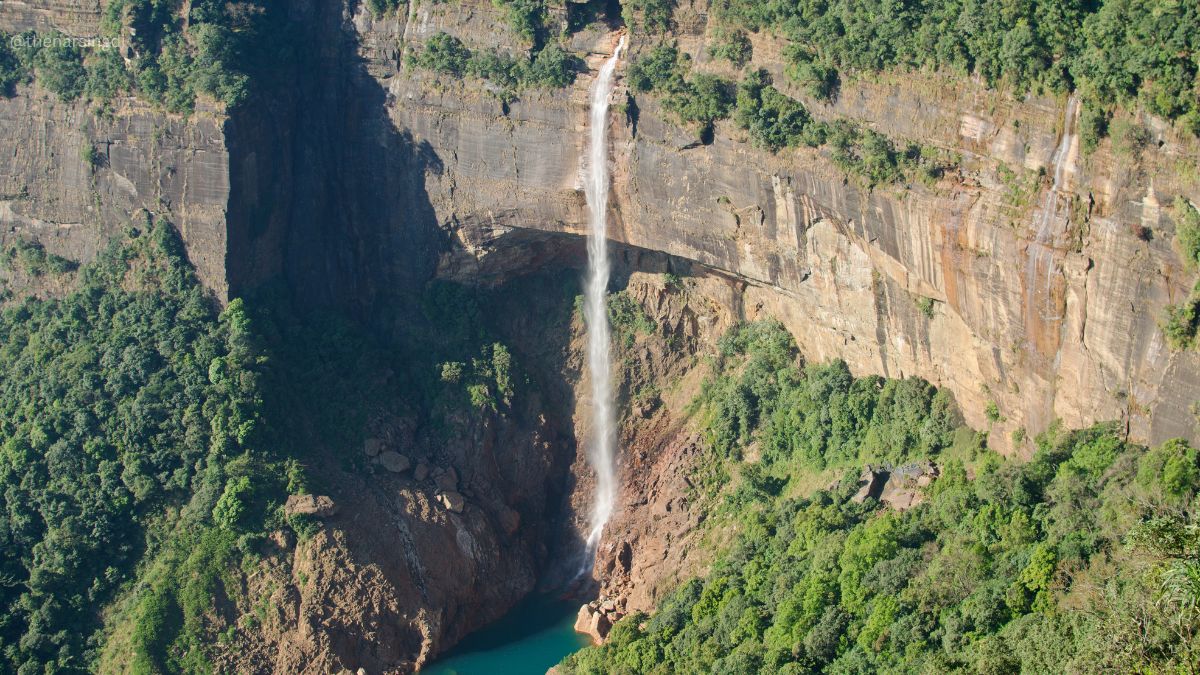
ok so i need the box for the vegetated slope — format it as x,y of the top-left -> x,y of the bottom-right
561,321 -> 1200,673
0,0 -> 288,112
0,226 -> 583,673
0,221 -> 305,674
704,0 -> 1197,136
402,0 -> 1198,134
0,229 -> 717,674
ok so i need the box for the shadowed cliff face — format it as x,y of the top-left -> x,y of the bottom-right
225,0 -> 446,316
215,2 -> 596,669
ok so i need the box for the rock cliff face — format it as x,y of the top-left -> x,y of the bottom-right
365,1 -> 1200,453
7,0 -> 1196,452
4,0 -> 1200,669
207,396 -> 580,673
0,87 -> 235,295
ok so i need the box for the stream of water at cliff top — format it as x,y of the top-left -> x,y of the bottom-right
580,36 -> 626,574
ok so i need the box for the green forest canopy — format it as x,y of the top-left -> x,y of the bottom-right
707,0 -> 1200,133
0,0 -> 287,112
562,320 -> 1200,673
0,223 -> 301,673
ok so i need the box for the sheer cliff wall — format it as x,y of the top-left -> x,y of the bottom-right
3,0 -> 1199,453
355,0 -> 1200,452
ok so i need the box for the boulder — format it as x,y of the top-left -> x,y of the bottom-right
269,530 -> 297,550
435,468 -> 458,492
574,605 -> 595,638
437,490 -> 465,513
593,611 -> 614,639
364,438 -> 384,457
573,603 -> 611,644
379,451 -> 411,473
851,467 -> 887,503
285,494 -> 339,518
498,506 -> 521,535
414,462 -> 430,482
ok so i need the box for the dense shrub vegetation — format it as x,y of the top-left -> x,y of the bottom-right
733,69 -> 817,151
1,239 -> 78,276
0,0 -> 280,112
740,82 -> 951,186
1175,197 -> 1200,269
493,0 -> 549,42
1163,199 -> 1200,350
626,45 -> 734,136
20,35 -> 88,100
107,0 -> 276,112
0,35 -> 26,96
622,0 -> 675,33
561,321 -> 1200,673
365,0 -> 404,17
606,291 -> 656,347
0,223 -> 300,673
696,321 -> 960,471
702,0 -> 1200,134
708,28 -> 752,68
410,32 -> 581,94
783,46 -> 840,102
825,121 -> 943,187
627,49 -> 947,185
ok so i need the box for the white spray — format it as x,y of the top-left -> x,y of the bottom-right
581,35 -> 625,572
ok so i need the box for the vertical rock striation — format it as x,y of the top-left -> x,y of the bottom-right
362,2 -> 1200,451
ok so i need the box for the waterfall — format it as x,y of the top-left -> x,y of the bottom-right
1026,93 -> 1080,325
580,36 -> 626,573
1035,93 -> 1081,242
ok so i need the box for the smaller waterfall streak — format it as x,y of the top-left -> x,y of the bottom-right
581,36 -> 626,573
1037,94 -> 1081,238
1027,94 -> 1080,323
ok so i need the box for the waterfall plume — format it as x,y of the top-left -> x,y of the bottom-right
579,35 -> 626,575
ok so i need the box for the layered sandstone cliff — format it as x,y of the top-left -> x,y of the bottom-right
355,0 -> 1200,453
3,0 -> 1200,669
0,86 -> 235,294
7,0 -> 1196,454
